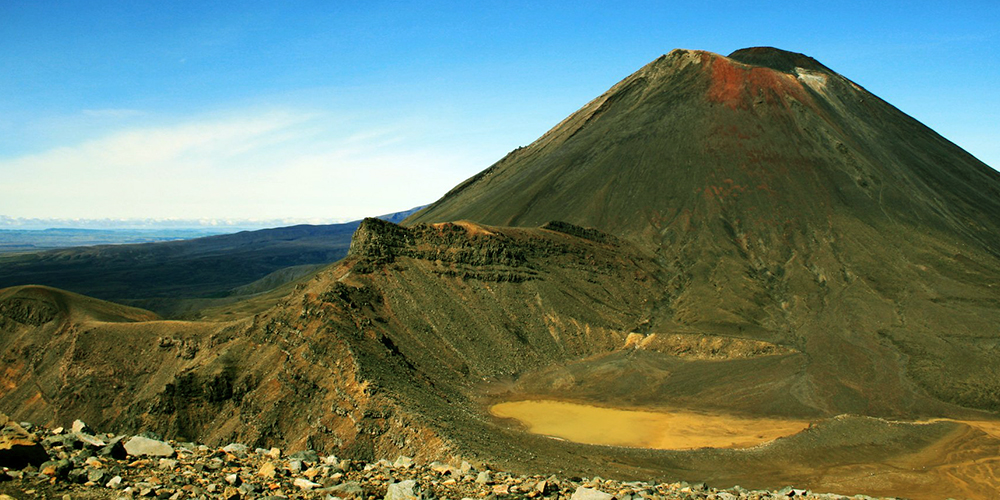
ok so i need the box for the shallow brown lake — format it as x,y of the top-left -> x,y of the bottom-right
490,400 -> 812,450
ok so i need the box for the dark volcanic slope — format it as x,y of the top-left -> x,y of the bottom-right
409,47 -> 1000,415
4,48 -> 1000,498
409,47 -> 999,246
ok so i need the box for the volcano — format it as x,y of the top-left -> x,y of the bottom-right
410,47 -> 1000,415
3,47 -> 1000,498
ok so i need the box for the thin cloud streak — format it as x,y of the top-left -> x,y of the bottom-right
0,109 -> 478,221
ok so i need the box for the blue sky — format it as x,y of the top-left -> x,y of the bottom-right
1,1 -> 997,224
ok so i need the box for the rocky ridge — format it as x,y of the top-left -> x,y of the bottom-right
0,415 -> 891,500
4,47 -> 1000,498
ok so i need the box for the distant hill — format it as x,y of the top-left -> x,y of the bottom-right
4,48 -> 1000,498
0,206 -> 424,317
0,228 -> 234,254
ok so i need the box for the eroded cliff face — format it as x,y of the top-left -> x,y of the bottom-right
0,220 -> 668,461
3,48 -> 1000,496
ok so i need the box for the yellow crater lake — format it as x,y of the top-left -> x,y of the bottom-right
490,400 -> 811,450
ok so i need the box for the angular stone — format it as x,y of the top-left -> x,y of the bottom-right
327,481 -> 364,498
326,470 -> 345,482
238,482 -> 260,495
572,486 -> 614,500
88,468 -> 106,483
294,477 -> 321,491
222,486 -> 241,500
222,443 -> 248,456
99,437 -> 127,460
124,436 -> 174,457
75,432 -> 106,448
385,479 -> 419,500
39,458 -> 71,478
393,455 -> 414,468
0,414 -> 48,469
475,471 -> 491,484
429,461 -> 452,474
536,480 -> 556,495
71,419 -> 89,434
106,475 -> 123,489
257,461 -> 277,479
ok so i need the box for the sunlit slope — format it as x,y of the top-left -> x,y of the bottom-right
409,47 -> 1000,415
410,47 -> 999,245
4,48 -> 1000,498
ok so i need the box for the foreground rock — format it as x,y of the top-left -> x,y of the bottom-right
0,419 -> 900,500
123,435 -> 175,457
0,414 -> 47,470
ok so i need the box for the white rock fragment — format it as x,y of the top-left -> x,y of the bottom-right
123,436 -> 174,457
572,486 -> 614,500
71,419 -> 89,434
105,475 -> 123,489
294,477 -> 321,491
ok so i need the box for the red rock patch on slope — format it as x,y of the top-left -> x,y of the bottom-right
705,53 -> 812,110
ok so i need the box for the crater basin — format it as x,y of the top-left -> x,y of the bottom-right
490,399 -> 812,450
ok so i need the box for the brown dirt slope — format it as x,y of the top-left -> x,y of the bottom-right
3,48 -> 1000,498
0,220 -> 663,455
3,220 -> 1000,497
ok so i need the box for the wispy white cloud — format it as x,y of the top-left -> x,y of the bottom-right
0,109 -> 485,221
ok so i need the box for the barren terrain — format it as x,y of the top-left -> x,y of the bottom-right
4,47 -> 1000,498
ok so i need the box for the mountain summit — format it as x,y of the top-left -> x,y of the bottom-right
4,48 -> 1000,498
410,47 -> 998,249
409,47 -> 1000,416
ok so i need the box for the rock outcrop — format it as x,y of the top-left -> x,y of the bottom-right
0,414 -> 46,470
